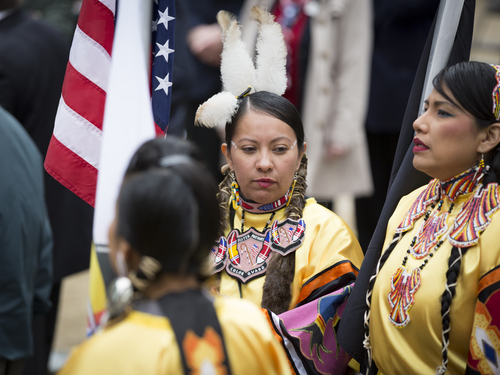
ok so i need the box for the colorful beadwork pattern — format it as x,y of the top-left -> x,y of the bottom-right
388,266 -> 421,328
467,266 -> 500,374
230,180 -> 241,209
492,64 -> 500,122
410,211 -> 449,259
449,183 -> 500,247
396,168 -> 480,233
441,167 -> 479,201
396,179 -> 440,233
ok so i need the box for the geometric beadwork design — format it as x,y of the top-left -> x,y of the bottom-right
410,211 -> 448,259
396,180 -> 440,233
482,339 -> 498,367
492,64 -> 500,121
449,184 -> 500,248
388,267 -> 421,328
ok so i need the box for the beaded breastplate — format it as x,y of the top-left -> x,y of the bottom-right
388,167 -> 500,328
210,192 -> 306,284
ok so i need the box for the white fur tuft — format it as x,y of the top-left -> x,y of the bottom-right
217,11 -> 256,96
195,92 -> 238,129
252,6 -> 287,95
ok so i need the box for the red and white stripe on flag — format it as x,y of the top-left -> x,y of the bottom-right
44,0 -> 116,207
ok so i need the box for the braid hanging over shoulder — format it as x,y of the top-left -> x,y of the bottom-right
436,245 -> 471,375
217,165 -> 233,238
261,154 -> 308,314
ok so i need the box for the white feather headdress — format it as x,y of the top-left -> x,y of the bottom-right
194,6 -> 287,129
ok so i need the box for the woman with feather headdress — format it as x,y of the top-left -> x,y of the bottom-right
196,7 -> 364,374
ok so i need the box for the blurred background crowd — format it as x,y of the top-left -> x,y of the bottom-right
1,0 -> 500,373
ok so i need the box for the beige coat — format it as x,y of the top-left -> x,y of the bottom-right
240,0 -> 373,200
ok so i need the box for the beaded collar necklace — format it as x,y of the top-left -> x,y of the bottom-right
239,187 -> 292,214
238,191 -> 291,232
388,166 -> 493,328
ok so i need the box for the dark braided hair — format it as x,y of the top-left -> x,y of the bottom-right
261,153 -> 308,313
436,246 -> 471,374
219,90 -> 308,313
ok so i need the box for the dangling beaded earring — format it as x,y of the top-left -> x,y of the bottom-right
286,172 -> 298,206
230,170 -> 241,209
479,153 -> 485,169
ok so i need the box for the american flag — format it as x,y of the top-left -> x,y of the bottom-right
152,1 -> 175,132
44,0 -> 175,335
44,0 -> 175,207
251,243 -> 260,258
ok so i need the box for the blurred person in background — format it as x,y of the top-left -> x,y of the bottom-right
239,0 -> 373,218
0,1 -> 93,373
176,0 -> 244,183
23,0 -> 80,42
0,105 -> 52,375
355,0 -> 440,252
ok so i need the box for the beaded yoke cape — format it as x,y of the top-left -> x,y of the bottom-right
369,168 -> 500,375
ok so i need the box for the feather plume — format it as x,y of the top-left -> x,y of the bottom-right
217,10 -> 256,96
252,6 -> 287,95
195,92 -> 238,129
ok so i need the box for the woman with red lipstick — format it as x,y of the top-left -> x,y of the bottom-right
359,61 -> 500,375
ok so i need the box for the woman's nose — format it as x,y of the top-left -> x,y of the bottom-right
413,110 -> 428,133
256,150 -> 273,171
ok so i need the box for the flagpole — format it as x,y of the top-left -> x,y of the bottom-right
93,0 -> 155,255
88,0 -> 156,333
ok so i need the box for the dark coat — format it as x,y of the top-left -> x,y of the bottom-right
365,0 -> 440,134
0,8 -> 93,281
0,106 -> 52,360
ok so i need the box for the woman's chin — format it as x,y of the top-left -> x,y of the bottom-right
247,192 -> 280,205
412,157 -> 431,176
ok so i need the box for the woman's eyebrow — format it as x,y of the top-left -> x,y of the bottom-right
236,138 -> 258,143
236,136 -> 293,143
270,136 -> 292,143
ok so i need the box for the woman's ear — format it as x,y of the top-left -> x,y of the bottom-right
296,142 -> 307,170
479,123 -> 500,153
221,143 -> 234,170
123,244 -> 141,272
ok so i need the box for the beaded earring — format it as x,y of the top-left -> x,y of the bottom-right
479,153 -> 485,169
230,170 -> 241,209
286,172 -> 298,206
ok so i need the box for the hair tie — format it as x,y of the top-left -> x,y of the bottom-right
236,86 -> 252,100
158,154 -> 193,168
